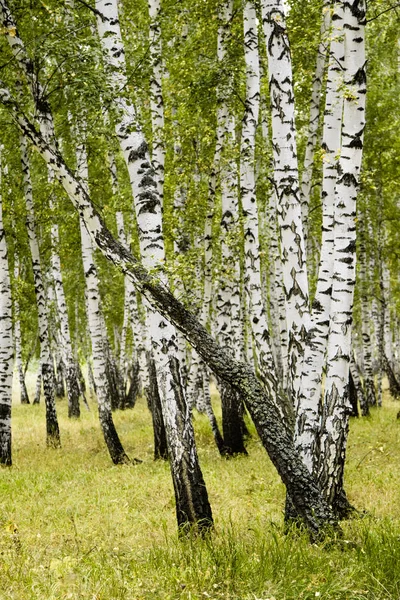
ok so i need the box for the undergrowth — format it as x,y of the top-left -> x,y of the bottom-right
0,381 -> 399,599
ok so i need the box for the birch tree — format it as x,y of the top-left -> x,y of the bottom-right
0,145 -> 13,465
316,0 -> 367,516
20,134 -> 60,448
261,0 -> 310,400
95,0 -> 214,528
240,0 -> 275,381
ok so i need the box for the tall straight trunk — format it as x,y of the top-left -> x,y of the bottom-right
261,0 -> 310,401
13,256 -> 30,404
358,219 -> 377,408
20,135 -> 60,447
147,0 -> 165,200
381,261 -> 400,398
299,0 -> 331,243
0,147 -> 13,465
49,174 -> 81,418
95,0 -> 213,529
216,112 -> 246,455
295,3 -> 345,474
316,0 -> 366,516
213,1 -> 247,454
350,351 -> 367,416
77,140 -> 130,464
240,0 -> 275,381
116,210 -> 142,404
267,191 -> 288,385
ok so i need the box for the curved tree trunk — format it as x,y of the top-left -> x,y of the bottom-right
0,6 -> 339,534
95,0 -> 213,529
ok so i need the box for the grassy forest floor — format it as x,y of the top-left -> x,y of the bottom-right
1,378 -> 400,600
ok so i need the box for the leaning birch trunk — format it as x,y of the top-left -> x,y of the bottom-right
20,134 -> 60,447
261,0 -> 310,401
77,141 -> 130,464
13,256 -> 30,404
3,99 -> 341,536
95,0 -> 213,528
0,146 -> 13,465
240,0 -> 275,382
0,36 -> 339,539
295,2 -> 345,474
49,174 -> 81,418
316,0 -> 367,517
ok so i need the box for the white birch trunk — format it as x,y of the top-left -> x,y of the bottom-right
77,140 -> 130,463
0,146 -> 13,465
13,256 -> 30,404
116,210 -> 145,399
359,219 -> 376,410
49,172 -> 81,418
95,0 -> 213,527
300,1 -> 331,242
261,0 -> 310,399
20,134 -> 60,447
295,3 -> 345,473
317,0 -> 366,514
240,1 -> 275,380
148,0 -> 165,200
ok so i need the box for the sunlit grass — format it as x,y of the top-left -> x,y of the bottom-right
1,377 -> 400,599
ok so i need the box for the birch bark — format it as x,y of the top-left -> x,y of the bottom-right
13,256 -> 30,404
76,139 -> 131,464
358,219 -> 376,410
300,1 -> 331,242
95,0 -> 213,528
148,0 -> 165,200
295,2 -> 345,473
317,0 -> 367,515
20,135 -> 60,447
49,175 -> 81,418
0,146 -> 13,465
261,0 -> 310,400
240,0 -> 275,380
2,96 -> 340,535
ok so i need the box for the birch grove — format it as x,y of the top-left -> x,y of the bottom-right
0,0 -> 399,538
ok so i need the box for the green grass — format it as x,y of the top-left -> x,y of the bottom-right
1,382 -> 400,599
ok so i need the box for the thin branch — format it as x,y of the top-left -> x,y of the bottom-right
367,2 -> 400,22
73,0 -> 104,19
